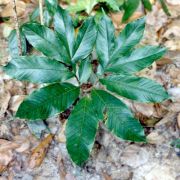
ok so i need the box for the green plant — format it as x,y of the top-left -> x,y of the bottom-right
122,0 -> 170,22
3,6 -> 169,166
68,0 -> 170,22
171,139 -> 180,149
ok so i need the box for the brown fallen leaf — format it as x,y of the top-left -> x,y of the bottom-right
0,150 -> 13,166
0,0 -> 26,17
2,23 -> 13,38
9,95 -> 26,113
177,113 -> 180,129
156,57 -> 172,67
57,153 -> 67,180
0,89 -> 11,118
0,139 -> 19,152
29,134 -> 54,168
0,0 -> 9,5
0,140 -> 14,174
111,11 -> 143,30
156,112 -> 176,127
102,172 -> 112,180
14,136 -> 30,153
169,102 -> 180,112
147,131 -> 165,144
0,164 -> 7,174
0,139 -> 22,173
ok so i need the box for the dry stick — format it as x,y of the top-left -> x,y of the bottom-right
39,0 -> 44,25
12,0 -> 22,55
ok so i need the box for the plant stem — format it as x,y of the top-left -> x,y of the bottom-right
39,0 -> 44,25
75,74 -> 80,86
12,0 -> 22,55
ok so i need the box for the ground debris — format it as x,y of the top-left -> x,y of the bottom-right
29,134 -> 54,169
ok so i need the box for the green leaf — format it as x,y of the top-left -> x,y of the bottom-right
78,57 -> 92,84
110,17 -> 145,62
96,15 -> 115,68
16,83 -> 80,120
72,17 -> 97,63
141,0 -> 152,11
106,46 -> 166,74
29,7 -> 39,22
100,75 -> 169,103
66,97 -> 99,166
22,22 -> 70,63
122,0 -> 140,22
98,0 -> 120,11
45,0 -> 58,15
8,29 -> 27,56
54,6 -> 75,58
159,0 -> 171,16
3,56 -> 73,83
171,139 -> 180,149
68,0 -> 98,14
91,90 -> 146,142
43,9 -> 53,27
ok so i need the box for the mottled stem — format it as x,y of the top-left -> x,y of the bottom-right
12,0 -> 22,55
39,0 -> 44,25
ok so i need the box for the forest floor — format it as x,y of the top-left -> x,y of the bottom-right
0,0 -> 180,179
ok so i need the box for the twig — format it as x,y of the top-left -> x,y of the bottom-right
39,0 -> 44,25
12,0 -> 22,55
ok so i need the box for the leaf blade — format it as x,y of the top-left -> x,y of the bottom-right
91,90 -> 146,142
141,0 -> 152,11
16,83 -> 80,120
100,75 -> 169,103
96,15 -> 115,68
122,0 -> 140,22
8,29 -> 27,56
72,17 -> 97,63
159,0 -> 171,16
3,56 -> 74,83
22,22 -> 69,63
107,46 -> 166,74
45,0 -> 58,15
110,17 -> 145,62
66,97 -> 99,166
54,6 -> 75,58
78,57 -> 92,84
98,0 -> 120,11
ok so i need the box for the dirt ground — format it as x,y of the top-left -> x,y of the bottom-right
0,0 -> 180,179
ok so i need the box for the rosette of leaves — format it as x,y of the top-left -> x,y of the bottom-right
3,6 -> 169,166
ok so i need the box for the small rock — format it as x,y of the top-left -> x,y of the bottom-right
21,174 -> 33,180
144,165 -> 175,180
101,133 -> 112,148
111,167 -> 132,180
168,88 -> 180,102
177,113 -> 180,129
147,132 -> 165,144
167,0 -> 180,5
121,145 -> 150,168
